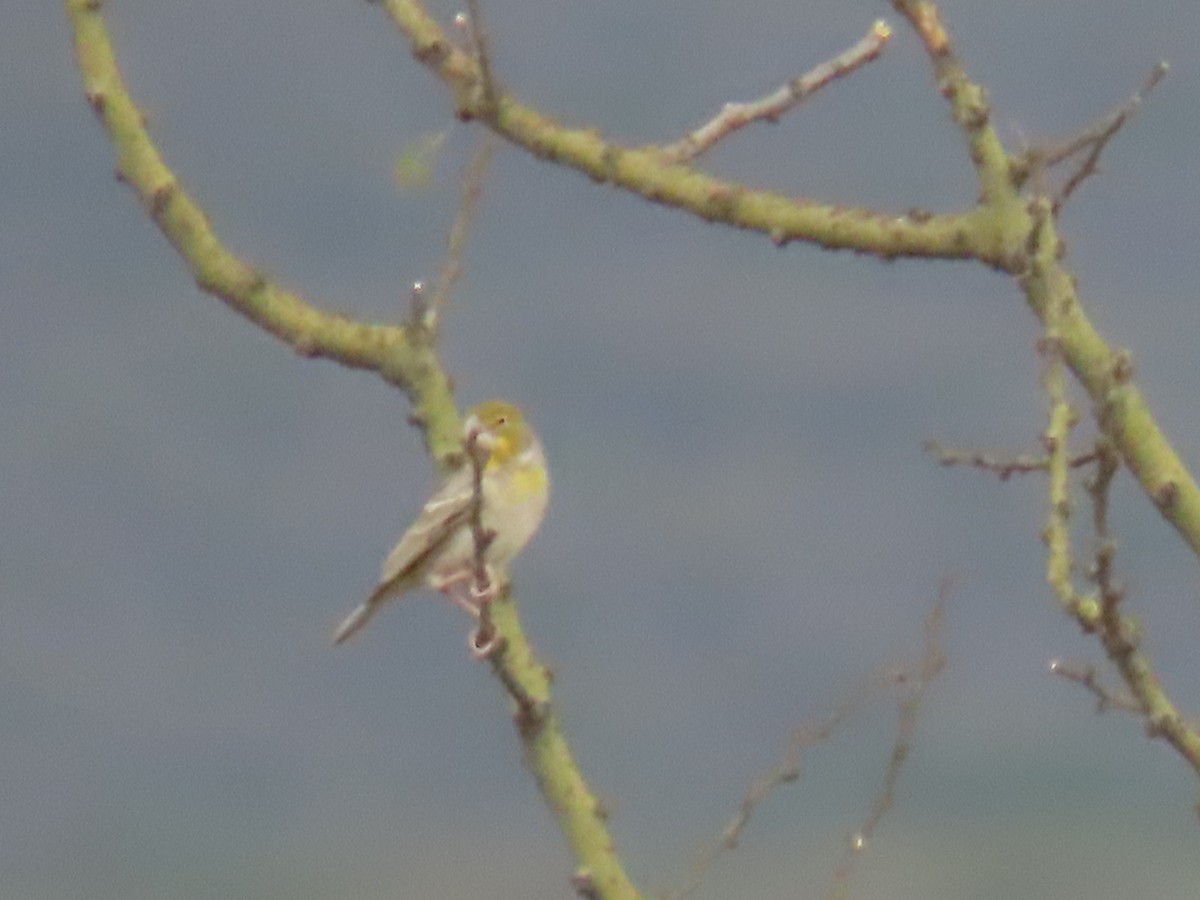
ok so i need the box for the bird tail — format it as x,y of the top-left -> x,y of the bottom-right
332,601 -> 375,645
333,578 -> 411,645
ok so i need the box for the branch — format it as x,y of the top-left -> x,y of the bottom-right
425,133 -> 497,329
376,0 -> 1009,265
1051,62 -> 1168,210
1035,256 -> 1200,782
1084,437 -> 1122,614
456,0 -> 500,115
826,600 -> 945,899
889,0 -> 1020,212
382,0 -> 1200,583
670,597 -> 945,900
1039,318 -> 1083,625
72,0 -> 1200,831
924,439 -> 1098,481
376,0 -> 1200,581
68,4 -> 645,892
1009,63 -> 1169,208
660,20 -> 892,164
1049,660 -> 1141,716
1010,191 -> 1200,569
482,592 -> 644,899
64,0 -> 464,461
462,426 -> 502,658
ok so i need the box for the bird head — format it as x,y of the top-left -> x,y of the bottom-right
463,400 -> 535,468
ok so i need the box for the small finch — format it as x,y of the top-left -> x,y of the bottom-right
334,400 -> 550,645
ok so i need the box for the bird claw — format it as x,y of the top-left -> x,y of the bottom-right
467,624 -> 501,660
469,568 -> 498,605
438,564 -> 499,617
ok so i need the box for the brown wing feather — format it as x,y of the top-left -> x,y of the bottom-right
333,469 -> 473,645
376,472 -> 473,588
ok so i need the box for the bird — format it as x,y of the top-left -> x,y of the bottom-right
333,400 -> 550,645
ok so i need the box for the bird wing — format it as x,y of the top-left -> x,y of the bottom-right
334,469 -> 473,645
377,470 -> 474,587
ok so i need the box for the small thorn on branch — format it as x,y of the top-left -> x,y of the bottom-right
408,280 -> 436,332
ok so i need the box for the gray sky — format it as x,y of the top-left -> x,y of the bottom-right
5,2 -> 1200,898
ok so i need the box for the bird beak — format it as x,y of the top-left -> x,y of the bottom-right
463,415 -> 496,451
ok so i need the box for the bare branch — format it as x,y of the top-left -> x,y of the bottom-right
670,595 -> 946,900
890,0 -> 1016,209
64,0 -> 465,462
925,439 -> 1097,481
460,0 -> 500,114
1037,62 -> 1169,210
660,20 -> 892,164
1049,660 -> 1141,715
377,1 -> 1200,582
668,701 -> 845,899
1027,214 -> 1200,780
1084,438 -> 1123,613
377,0 -> 990,262
828,599 -> 946,898
426,133 -> 498,329
464,425 -> 500,657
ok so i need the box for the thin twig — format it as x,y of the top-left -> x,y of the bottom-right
1049,660 -> 1142,715
1051,62 -> 1168,210
1085,438 -> 1123,613
464,427 -> 499,655
924,439 -> 1097,481
1037,64 -> 1167,169
463,429 -> 494,590
461,0 -> 499,114
667,694 -> 857,900
827,599 -> 946,899
659,20 -> 891,164
424,133 -> 497,329
1010,62 -> 1170,199
892,0 -> 951,58
669,593 -> 946,900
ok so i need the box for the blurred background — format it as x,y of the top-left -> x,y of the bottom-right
5,1 -> 1200,897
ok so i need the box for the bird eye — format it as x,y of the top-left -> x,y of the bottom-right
496,416 -> 507,425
